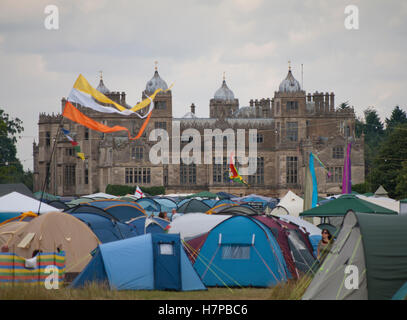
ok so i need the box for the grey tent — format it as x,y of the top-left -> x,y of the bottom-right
374,185 -> 389,197
302,212 -> 407,300
177,199 -> 211,214
0,183 -> 33,198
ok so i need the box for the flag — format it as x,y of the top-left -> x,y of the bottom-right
229,152 -> 249,187
134,186 -> 144,198
62,74 -> 173,140
61,128 -> 85,161
342,142 -> 352,194
303,152 -> 331,211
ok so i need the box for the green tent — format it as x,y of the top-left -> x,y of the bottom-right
66,197 -> 93,207
185,191 -> 220,199
303,212 -> 407,300
33,191 -> 59,201
300,194 -> 397,217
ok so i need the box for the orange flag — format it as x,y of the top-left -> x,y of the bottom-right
62,101 -> 152,140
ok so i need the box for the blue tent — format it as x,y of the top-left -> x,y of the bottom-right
190,215 -> 290,287
71,233 -> 206,291
202,199 -> 217,208
154,197 -> 177,212
71,213 -> 138,243
136,198 -> 161,215
67,200 -> 146,222
127,216 -> 170,235
213,199 -> 236,207
393,281 -> 407,300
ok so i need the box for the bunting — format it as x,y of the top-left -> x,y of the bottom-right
61,128 -> 85,160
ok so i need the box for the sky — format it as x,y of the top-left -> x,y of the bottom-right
0,0 -> 406,171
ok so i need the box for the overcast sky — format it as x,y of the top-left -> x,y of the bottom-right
0,0 -> 406,171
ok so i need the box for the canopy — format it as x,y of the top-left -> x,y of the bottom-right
356,195 -> 400,213
300,194 -> 397,217
0,192 -> 60,215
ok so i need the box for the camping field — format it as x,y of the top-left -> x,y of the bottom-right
0,279 -> 308,300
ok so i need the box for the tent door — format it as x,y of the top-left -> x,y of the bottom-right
152,236 -> 182,290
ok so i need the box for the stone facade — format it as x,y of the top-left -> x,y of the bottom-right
33,67 -> 364,198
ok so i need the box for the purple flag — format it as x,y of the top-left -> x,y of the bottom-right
342,142 -> 352,194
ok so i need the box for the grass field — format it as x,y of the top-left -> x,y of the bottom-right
0,278 -> 311,300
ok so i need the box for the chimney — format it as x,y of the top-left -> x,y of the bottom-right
190,103 -> 196,114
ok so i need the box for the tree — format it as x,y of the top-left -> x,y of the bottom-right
362,108 -> 385,179
0,108 -> 30,187
395,161 -> 407,199
385,106 -> 407,135
368,123 -> 407,198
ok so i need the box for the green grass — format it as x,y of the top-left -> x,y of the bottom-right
0,279 -> 311,300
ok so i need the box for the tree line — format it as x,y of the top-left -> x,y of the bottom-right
354,105 -> 407,199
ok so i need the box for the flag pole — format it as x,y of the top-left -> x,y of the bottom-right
38,113 -> 65,214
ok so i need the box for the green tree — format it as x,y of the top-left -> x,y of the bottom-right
368,123 -> 407,198
385,106 -> 407,135
0,108 -> 29,187
362,108 -> 385,179
395,161 -> 407,199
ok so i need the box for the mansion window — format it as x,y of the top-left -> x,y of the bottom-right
180,163 -> 196,185
286,101 -> 298,112
286,156 -> 298,184
45,132 -> 51,147
327,167 -> 343,183
84,168 -> 89,185
155,101 -> 167,110
332,146 -> 344,159
125,167 -> 151,184
84,128 -> 89,140
65,148 -> 74,157
248,157 -> 264,185
131,146 -> 144,160
212,157 -> 230,184
257,134 -> 264,143
155,122 -> 167,130
286,122 -> 298,142
64,164 -> 76,186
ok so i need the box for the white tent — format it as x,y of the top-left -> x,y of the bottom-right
169,213 -> 230,240
271,190 -> 304,217
0,192 -> 60,214
277,214 -> 322,236
82,192 -> 117,199
357,195 -> 400,213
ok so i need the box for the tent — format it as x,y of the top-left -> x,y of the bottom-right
231,194 -> 277,212
271,190 -> 304,217
303,212 -> 407,300
276,215 -> 322,236
186,191 -> 220,199
0,211 -> 100,273
187,215 -> 290,287
127,216 -> 170,235
216,204 -> 258,216
71,212 -> 138,243
169,213 -> 231,240
177,199 -> 211,214
356,195 -> 400,213
136,198 -> 161,215
0,192 -> 60,223
374,185 -> 388,197
216,192 -> 237,199
47,200 -> 69,210
0,183 -> 34,198
66,197 -> 93,208
206,203 -> 238,215
392,281 -> 407,300
71,233 -> 206,291
82,192 -> 117,199
67,200 -> 146,222
254,216 -> 316,278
